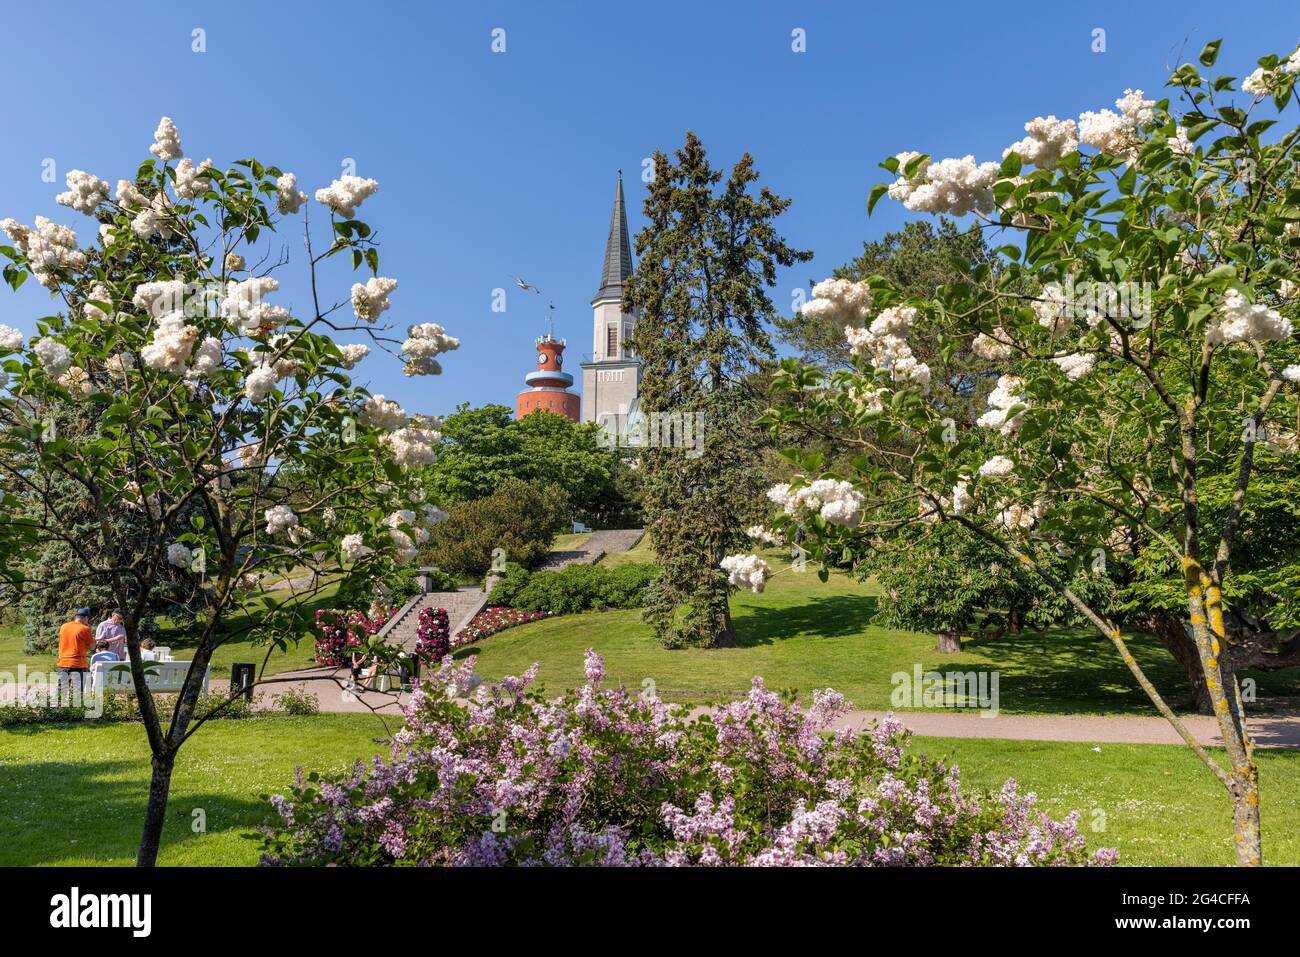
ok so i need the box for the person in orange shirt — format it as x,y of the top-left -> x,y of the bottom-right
57,608 -> 96,691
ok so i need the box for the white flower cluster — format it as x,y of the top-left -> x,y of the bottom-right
887,152 -> 1000,217
140,311 -> 217,379
150,117 -> 183,162
995,499 -> 1042,532
978,455 -> 1016,477
844,305 -> 931,391
1282,364 -> 1300,383
264,505 -> 298,536
972,329 -> 1012,360
56,170 -> 110,215
976,374 -> 1027,435
59,366 -> 92,396
1243,50 -> 1300,96
351,276 -> 398,322
1052,351 -> 1096,380
402,322 -> 459,376
721,553 -> 771,594
1003,116 -> 1079,169
315,175 -> 378,219
800,278 -> 873,325
340,533 -> 372,562
224,252 -> 245,272
221,276 -> 290,334
174,158 -> 213,200
1206,289 -> 1293,344
130,279 -> 186,317
359,394 -> 408,430
1,216 -> 86,289
167,542 -> 193,569
952,480 -> 973,516
33,337 -> 73,376
767,479 -> 864,527
114,179 -> 176,241
1033,282 -> 1070,333
0,325 -> 24,352
338,343 -> 370,368
746,525 -> 784,546
276,173 -> 308,215
381,425 -> 440,467
1078,89 -> 1154,159
83,281 -> 113,322
848,383 -> 885,414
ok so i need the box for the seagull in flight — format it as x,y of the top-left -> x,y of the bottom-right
513,276 -> 541,294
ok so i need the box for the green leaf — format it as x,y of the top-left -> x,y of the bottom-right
1198,39 -> 1221,68
867,182 -> 889,216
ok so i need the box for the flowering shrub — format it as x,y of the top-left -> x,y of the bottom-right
260,651 -> 1116,867
414,607 -> 450,664
453,606 -> 548,650
313,609 -> 396,667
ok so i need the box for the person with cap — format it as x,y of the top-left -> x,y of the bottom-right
56,608 -> 96,690
95,608 -> 128,658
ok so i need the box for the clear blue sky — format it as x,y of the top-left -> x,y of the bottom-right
1,0 -> 1295,419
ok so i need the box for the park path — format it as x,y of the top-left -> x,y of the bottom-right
824,708 -> 1300,749
200,670 -> 1300,748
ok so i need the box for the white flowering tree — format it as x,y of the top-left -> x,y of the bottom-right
753,41 -> 1300,865
0,118 -> 459,865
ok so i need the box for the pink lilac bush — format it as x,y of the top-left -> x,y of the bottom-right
260,650 -> 1117,867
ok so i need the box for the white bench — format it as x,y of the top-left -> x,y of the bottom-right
90,659 -> 211,695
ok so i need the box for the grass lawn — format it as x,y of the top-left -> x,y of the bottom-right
0,714 -> 392,866
2,714 -> 1295,866
460,551 -> 1300,715
550,532 -> 592,553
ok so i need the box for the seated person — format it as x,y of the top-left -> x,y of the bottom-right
89,639 -> 120,665
140,638 -> 158,662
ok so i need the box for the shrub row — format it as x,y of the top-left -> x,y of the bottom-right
488,562 -> 657,615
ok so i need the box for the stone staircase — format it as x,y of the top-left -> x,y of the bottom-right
533,529 -> 644,572
375,587 -> 490,652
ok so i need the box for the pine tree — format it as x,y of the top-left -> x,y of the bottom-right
624,132 -> 811,647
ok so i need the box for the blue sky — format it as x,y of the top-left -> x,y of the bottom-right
1,0 -> 1296,419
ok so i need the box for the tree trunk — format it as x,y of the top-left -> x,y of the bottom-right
712,602 -> 737,648
137,750 -> 175,867
936,631 -> 963,654
1135,613 -> 1214,715
1230,762 -> 1263,866
1008,608 -> 1024,635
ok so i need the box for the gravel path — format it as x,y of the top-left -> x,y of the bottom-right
195,672 -> 1300,747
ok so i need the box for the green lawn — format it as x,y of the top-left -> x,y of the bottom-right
2,714 -> 1295,866
459,553 -> 1300,715
0,714 -> 391,866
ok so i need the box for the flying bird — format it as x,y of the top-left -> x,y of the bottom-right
513,276 -> 541,294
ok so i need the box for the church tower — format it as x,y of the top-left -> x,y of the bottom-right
580,173 -> 640,433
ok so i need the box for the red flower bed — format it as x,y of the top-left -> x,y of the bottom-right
314,608 -> 397,666
453,606 -> 549,649
414,607 -> 450,664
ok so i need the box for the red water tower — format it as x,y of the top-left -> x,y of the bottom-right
517,335 -> 580,422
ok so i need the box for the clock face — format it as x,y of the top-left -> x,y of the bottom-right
538,352 -> 547,364
554,354 -> 562,367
